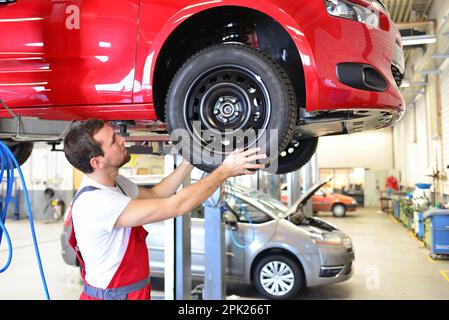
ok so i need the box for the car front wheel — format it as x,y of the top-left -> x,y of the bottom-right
332,203 -> 347,217
275,137 -> 318,174
166,44 -> 297,173
253,254 -> 303,299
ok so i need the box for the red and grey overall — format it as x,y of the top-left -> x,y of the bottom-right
69,185 -> 151,300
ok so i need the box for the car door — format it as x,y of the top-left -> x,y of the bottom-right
0,0 -> 138,109
190,205 -> 244,278
312,190 -> 330,212
145,205 -> 239,278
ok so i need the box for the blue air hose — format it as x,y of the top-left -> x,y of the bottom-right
0,141 -> 50,300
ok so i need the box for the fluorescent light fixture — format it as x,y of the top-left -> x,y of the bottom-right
402,35 -> 437,46
401,81 -> 428,88
403,89 -> 426,95
400,80 -> 410,88
432,53 -> 449,59
419,69 -> 441,75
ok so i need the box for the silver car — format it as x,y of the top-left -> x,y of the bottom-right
61,178 -> 354,299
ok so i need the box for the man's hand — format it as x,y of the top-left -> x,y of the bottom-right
218,147 -> 267,178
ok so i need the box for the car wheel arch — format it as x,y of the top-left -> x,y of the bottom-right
249,247 -> 306,287
151,5 -> 308,122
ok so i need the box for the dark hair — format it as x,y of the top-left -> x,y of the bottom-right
64,119 -> 105,173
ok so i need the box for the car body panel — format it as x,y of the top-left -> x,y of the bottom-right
146,217 -> 279,283
0,0 -> 139,110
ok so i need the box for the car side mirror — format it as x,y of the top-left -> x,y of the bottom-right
223,211 -> 238,231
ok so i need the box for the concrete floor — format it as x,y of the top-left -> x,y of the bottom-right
0,207 -> 448,300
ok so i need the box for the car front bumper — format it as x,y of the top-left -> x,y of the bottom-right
299,2 -> 405,115
305,245 -> 355,287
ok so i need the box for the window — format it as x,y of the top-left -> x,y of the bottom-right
226,196 -> 271,224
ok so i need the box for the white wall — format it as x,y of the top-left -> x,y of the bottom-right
316,128 -> 394,170
12,143 -> 74,219
391,0 -> 449,195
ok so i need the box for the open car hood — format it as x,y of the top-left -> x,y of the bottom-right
281,176 -> 333,220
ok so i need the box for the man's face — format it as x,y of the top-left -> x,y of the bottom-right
93,124 -> 131,169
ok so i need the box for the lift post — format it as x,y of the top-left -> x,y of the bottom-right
122,132 -> 193,300
203,187 -> 226,300
163,154 -> 192,300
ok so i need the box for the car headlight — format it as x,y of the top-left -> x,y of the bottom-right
310,232 -> 343,246
342,236 -> 352,249
352,199 -> 357,205
325,0 -> 380,29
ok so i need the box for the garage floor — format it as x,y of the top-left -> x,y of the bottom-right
0,207 -> 448,300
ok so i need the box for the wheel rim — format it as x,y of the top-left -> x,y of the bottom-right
182,65 -> 271,155
259,261 -> 295,296
334,205 -> 345,216
279,138 -> 302,161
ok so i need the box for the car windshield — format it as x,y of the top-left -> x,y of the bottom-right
238,190 -> 289,216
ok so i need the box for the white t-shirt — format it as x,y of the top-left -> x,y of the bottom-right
71,174 -> 139,289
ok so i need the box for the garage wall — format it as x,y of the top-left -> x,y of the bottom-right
439,61 -> 449,194
316,128 -> 394,170
393,94 -> 434,188
391,0 -> 449,193
13,143 -> 74,220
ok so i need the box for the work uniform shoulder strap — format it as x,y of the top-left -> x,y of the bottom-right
72,186 -> 100,205
114,181 -> 127,196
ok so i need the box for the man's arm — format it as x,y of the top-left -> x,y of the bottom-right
137,159 -> 193,199
114,148 -> 266,228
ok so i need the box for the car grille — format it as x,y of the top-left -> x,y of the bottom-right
391,65 -> 404,87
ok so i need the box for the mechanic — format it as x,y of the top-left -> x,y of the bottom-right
63,119 -> 267,300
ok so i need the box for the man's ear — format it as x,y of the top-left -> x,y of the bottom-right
90,156 -> 103,170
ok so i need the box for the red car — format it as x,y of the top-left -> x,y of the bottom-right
312,189 -> 358,217
0,0 -> 404,173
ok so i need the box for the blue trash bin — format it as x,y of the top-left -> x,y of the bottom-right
423,209 -> 449,255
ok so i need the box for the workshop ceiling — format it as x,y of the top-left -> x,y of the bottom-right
384,0 -> 433,23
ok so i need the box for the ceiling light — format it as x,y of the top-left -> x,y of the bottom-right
432,53 -> 449,59
400,80 -> 410,88
419,69 -> 441,75
402,35 -> 437,46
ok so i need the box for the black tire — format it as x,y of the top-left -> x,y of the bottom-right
8,142 -> 33,166
275,137 -> 318,174
253,254 -> 303,300
165,44 -> 297,173
332,203 -> 347,217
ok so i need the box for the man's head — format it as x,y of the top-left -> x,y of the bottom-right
64,119 -> 131,174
